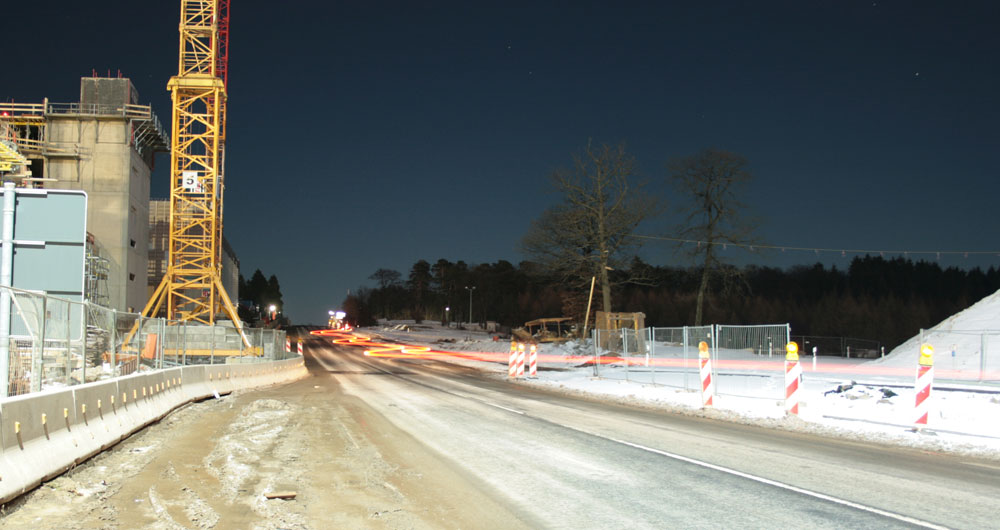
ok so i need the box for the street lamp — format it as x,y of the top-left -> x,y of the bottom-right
445,306 -> 450,327
464,286 -> 476,325
268,304 -> 277,321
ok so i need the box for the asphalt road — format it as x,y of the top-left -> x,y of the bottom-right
309,334 -> 1000,529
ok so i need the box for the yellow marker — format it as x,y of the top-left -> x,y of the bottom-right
122,392 -> 126,404
786,341 -> 799,362
63,408 -> 69,419
133,389 -> 137,400
919,343 -> 934,367
98,399 -> 102,408
41,413 -> 47,425
82,404 -> 87,414
14,421 -> 20,434
698,341 -> 710,359
142,387 -> 146,397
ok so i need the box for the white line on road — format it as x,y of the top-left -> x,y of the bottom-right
603,435 -> 950,530
346,348 -> 948,528
485,402 -> 525,415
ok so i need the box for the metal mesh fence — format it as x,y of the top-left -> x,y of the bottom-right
917,328 -> 999,382
714,324 -> 790,360
2,286 -> 290,397
593,324 -> 791,394
791,335 -> 882,358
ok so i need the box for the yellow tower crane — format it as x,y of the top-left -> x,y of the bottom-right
141,0 -> 251,349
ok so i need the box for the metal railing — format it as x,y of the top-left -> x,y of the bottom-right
2,286 -> 292,398
593,324 -> 791,396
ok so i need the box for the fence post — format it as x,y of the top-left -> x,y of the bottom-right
64,300 -> 71,385
110,309 -> 117,373
592,329 -> 598,377
623,329 -> 630,382
980,333 -> 987,382
30,296 -> 45,392
683,326 -> 689,391
648,327 -> 655,386
80,302 -> 86,385
182,320 -> 187,366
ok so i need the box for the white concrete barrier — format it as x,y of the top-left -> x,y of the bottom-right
0,356 -> 306,505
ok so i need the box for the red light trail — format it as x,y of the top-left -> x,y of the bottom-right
309,329 -> 997,381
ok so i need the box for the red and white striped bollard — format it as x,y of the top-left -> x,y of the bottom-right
785,341 -> 801,416
297,339 -> 303,355
698,341 -> 714,407
285,338 -> 290,353
914,343 -> 934,430
508,341 -> 518,378
529,344 -> 538,377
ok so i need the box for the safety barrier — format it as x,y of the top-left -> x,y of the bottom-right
0,356 -> 306,504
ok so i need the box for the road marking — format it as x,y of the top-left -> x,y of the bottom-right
485,402 -> 524,415
602,435 -> 950,530
340,347 -> 951,528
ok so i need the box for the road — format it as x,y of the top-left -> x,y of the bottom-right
3,334 -> 999,528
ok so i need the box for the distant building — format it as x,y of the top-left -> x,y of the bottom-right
0,76 -> 169,312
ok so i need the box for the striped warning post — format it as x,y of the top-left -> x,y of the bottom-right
914,344 -> 934,429
785,341 -> 801,416
698,341 -> 714,407
297,339 -> 304,355
509,341 -> 518,378
285,338 -> 291,353
516,343 -> 526,378
529,344 -> 538,377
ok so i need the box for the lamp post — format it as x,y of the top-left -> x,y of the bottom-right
465,286 -> 476,325
268,304 -> 277,322
445,306 -> 450,327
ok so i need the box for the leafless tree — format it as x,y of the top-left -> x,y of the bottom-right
668,148 -> 759,325
522,141 -> 660,316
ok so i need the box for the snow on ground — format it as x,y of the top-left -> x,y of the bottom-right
350,320 -> 1000,460
877,288 -> 1000,371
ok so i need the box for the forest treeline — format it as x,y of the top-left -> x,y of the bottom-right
342,255 -> 1000,351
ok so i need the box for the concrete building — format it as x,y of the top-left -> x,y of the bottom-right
0,77 -> 169,312
148,199 -> 240,307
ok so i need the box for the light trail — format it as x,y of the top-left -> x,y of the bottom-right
310,329 -> 998,381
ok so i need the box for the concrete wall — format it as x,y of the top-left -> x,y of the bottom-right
47,115 -> 151,313
0,357 -> 307,504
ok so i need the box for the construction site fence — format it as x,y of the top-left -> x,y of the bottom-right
2,286 -> 292,398
790,335 -> 882,358
592,324 -> 791,395
918,328 -> 997,382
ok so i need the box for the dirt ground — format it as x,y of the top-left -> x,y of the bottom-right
0,372 -> 528,529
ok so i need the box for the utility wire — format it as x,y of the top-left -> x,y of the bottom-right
627,234 -> 1000,259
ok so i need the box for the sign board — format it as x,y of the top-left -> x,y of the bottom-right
0,187 -> 88,339
182,170 -> 203,193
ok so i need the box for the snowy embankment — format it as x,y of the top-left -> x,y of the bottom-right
358,318 -> 1000,460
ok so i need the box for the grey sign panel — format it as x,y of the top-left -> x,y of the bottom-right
0,188 -> 87,299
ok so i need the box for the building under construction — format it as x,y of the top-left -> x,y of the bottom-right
0,76 -> 240,314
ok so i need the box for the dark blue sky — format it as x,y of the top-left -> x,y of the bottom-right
5,1 -> 999,323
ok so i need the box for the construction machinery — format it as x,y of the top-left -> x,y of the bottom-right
141,0 -> 251,349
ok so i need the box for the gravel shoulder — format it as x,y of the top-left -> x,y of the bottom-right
0,370 -> 529,529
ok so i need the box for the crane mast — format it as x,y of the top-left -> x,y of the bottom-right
142,0 -> 248,346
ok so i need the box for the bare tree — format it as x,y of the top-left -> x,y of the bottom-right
668,148 -> 759,325
522,141 -> 660,316
369,268 -> 401,289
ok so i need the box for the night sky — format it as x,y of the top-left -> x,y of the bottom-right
4,1 -> 999,323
